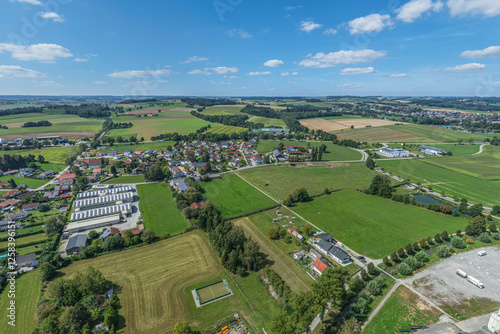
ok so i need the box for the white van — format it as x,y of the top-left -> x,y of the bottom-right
477,250 -> 487,256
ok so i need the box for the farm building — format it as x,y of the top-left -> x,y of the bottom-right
76,186 -> 133,199
66,234 -> 88,255
70,203 -> 132,222
379,148 -> 410,157
419,145 -> 446,155
66,215 -> 121,233
99,227 -> 120,240
16,253 -> 38,268
72,192 -> 134,210
121,227 -> 140,238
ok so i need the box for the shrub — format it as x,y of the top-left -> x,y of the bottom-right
455,229 -> 461,236
404,256 -> 422,271
479,232 -> 491,243
360,269 -> 370,282
367,262 -> 378,276
434,233 -> 442,243
412,241 -> 420,252
414,250 -> 429,262
450,236 -> 465,249
419,238 -> 427,249
397,262 -> 412,275
441,231 -> 449,241
489,223 -> 497,233
426,237 -> 434,245
367,280 -> 381,296
436,245 -> 450,258
465,237 -> 475,244
492,233 -> 500,240
383,256 -> 392,267
390,252 -> 400,263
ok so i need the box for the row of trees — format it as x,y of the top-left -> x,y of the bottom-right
190,111 -> 264,129
21,120 -> 52,127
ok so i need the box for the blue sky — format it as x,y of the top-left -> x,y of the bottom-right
0,0 -> 500,96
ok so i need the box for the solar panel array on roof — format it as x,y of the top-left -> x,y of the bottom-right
73,192 -> 133,208
76,186 -> 133,198
70,203 -> 132,221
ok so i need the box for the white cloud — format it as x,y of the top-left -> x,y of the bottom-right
12,0 -> 41,5
247,71 -> 271,76
348,14 -> 393,35
0,65 -> 45,78
226,29 -> 253,39
299,49 -> 387,68
447,0 -> 500,17
300,20 -> 322,33
323,28 -> 338,35
340,67 -> 376,75
318,79 -> 326,82
389,73 -> 409,78
439,62 -> 485,72
286,80 -> 297,84
397,0 -> 443,23
188,67 -> 238,75
0,43 -> 72,63
460,45 -> 500,58
94,81 -> 107,85
280,72 -> 290,76
337,83 -> 361,88
40,12 -> 65,22
263,59 -> 284,67
180,56 -> 208,64
74,58 -> 89,62
291,72 -> 298,75
108,69 -> 173,79
34,80 -> 63,88
285,5 -> 302,10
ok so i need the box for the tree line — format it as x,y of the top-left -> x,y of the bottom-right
21,120 -> 52,127
190,111 -> 263,129
181,98 -> 237,107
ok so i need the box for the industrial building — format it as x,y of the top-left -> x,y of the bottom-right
70,203 -> 132,222
66,215 -> 121,233
76,185 -> 133,199
72,192 -> 134,210
419,145 -> 447,155
379,147 -> 410,157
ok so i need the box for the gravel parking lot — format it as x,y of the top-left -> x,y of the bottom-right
406,246 -> 500,307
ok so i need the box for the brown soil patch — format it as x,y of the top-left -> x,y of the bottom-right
0,131 -> 97,140
300,118 -> 406,132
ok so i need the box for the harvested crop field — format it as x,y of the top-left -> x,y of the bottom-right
300,118 -> 404,132
0,131 -> 98,140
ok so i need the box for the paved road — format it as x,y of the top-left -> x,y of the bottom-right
473,143 -> 487,155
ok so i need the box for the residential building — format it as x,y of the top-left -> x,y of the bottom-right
312,258 -> 329,276
99,227 -> 120,240
16,253 -> 38,268
22,203 -> 39,211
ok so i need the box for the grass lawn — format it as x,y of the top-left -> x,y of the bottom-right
205,124 -> 249,135
36,162 -> 66,173
247,116 -> 286,128
0,112 -> 77,124
0,232 -> 48,249
363,286 -> 441,334
107,117 -> 212,139
292,190 -> 469,259
234,217 -> 313,293
424,145 -> 500,180
377,158 -> 500,207
0,271 -> 42,334
233,271 -> 282,331
102,175 -> 145,184
0,225 -> 43,239
201,173 -> 277,217
238,162 -> 377,200
136,183 -> 189,235
60,231 -> 261,334
0,176 -> 47,188
256,140 -> 362,161
0,116 -> 103,136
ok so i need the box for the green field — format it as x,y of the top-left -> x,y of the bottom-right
102,175 -> 145,184
201,174 -> 277,217
0,175 -> 47,188
205,124 -> 248,135
196,281 -> 230,304
95,141 -> 176,154
363,286 -> 441,334
201,105 -> 245,115
424,145 -> 500,180
247,116 -> 287,128
0,118 -> 103,137
377,158 -> 500,207
0,271 -> 41,334
293,190 -> 469,258
106,116 -> 212,139
234,217 -> 313,293
335,124 -> 493,143
0,232 -> 48,249
60,231 -> 261,333
136,183 -> 189,235
0,112 -> 78,123
238,162 -> 377,200
425,143 -> 481,156
256,140 -> 362,161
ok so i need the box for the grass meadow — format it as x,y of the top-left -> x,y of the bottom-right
292,190 -> 469,258
136,183 -> 189,235
59,231 -> 262,333
377,158 -> 500,207
201,173 -> 277,217
0,175 -> 47,188
201,105 -> 245,115
205,124 -> 248,135
0,271 -> 41,334
238,162 -> 377,200
247,116 -> 286,128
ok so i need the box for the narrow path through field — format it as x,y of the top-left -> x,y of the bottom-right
473,143 -> 487,155
362,281 -> 401,329
235,218 -> 313,293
